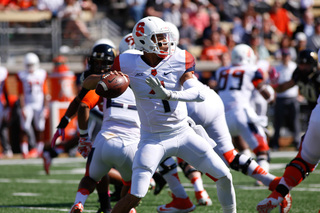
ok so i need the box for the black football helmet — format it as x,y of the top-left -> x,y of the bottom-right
88,44 -> 116,74
297,49 -> 318,71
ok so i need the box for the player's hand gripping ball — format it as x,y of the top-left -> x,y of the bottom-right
95,72 -> 130,98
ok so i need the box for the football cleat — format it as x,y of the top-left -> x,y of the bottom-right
195,190 -> 212,206
256,191 -> 292,213
157,193 -> 196,213
69,202 -> 84,213
42,151 -> 52,175
280,192 -> 292,213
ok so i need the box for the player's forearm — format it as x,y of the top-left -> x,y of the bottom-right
82,74 -> 101,90
274,80 -> 295,93
77,102 -> 90,131
64,97 -> 81,119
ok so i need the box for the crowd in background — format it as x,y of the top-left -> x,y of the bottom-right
0,0 -> 318,157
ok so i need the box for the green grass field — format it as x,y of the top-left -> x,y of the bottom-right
0,152 -> 319,213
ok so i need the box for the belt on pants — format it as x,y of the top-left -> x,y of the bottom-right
106,100 -> 137,110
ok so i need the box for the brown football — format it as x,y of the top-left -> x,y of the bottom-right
95,73 -> 130,98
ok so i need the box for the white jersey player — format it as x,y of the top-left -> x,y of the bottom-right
215,44 -> 273,176
16,52 -> 49,159
0,67 -> 9,134
106,16 -> 236,213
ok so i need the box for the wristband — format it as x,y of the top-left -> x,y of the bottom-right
57,116 -> 71,128
79,129 -> 88,137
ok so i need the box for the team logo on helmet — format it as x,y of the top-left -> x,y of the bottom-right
135,22 -> 145,37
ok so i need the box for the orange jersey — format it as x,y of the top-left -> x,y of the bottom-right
200,44 -> 228,63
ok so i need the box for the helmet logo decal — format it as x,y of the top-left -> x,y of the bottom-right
151,69 -> 157,76
135,22 -> 145,37
125,35 -> 135,46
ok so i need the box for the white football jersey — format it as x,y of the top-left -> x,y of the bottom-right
17,69 -> 47,109
0,66 -> 8,97
215,64 -> 264,112
114,48 -> 194,133
101,87 -> 140,145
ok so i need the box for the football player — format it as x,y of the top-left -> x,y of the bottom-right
215,44 -> 274,177
94,16 -> 236,213
256,50 -> 320,212
155,23 -> 289,212
0,63 -> 13,158
154,22 -> 213,209
69,77 -> 139,213
45,41 -> 117,173
16,53 -> 49,159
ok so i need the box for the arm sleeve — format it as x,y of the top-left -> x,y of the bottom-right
81,90 -> 100,109
169,78 -> 206,102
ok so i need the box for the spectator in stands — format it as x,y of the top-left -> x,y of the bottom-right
126,0 -> 147,22
188,2 -> 210,41
274,35 -> 297,61
293,8 -> 315,39
178,12 -> 197,51
269,0 -> 293,37
162,0 -> 181,27
306,17 -> 320,52
37,0 -> 64,16
58,0 -> 91,42
202,11 -> 225,47
261,13 -> 278,55
199,29 -> 228,88
249,34 -> 270,61
80,0 -> 97,16
16,0 -> 37,10
179,0 -> 197,15
232,13 -> 255,45
200,29 -> 228,64
214,0 -> 248,22
301,0 -> 314,12
0,0 -> 18,10
144,0 -> 164,18
270,48 -> 301,150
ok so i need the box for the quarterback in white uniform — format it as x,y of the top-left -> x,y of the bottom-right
215,44 -> 273,176
108,16 -> 236,213
16,53 -> 49,158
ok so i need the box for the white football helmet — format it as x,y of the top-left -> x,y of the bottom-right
132,16 -> 176,56
119,33 -> 136,54
93,38 -> 116,49
231,44 -> 256,66
166,22 -> 180,43
24,52 -> 40,72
